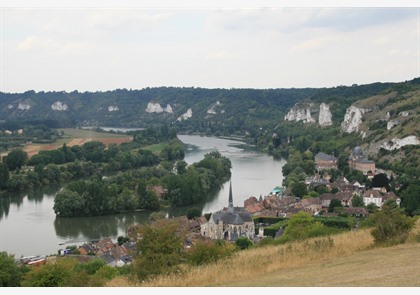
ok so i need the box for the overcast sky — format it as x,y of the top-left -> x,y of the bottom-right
0,1 -> 418,93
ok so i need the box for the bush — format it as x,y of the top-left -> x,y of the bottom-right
187,240 -> 235,266
370,202 -> 415,245
235,237 -> 253,250
186,207 -> 201,220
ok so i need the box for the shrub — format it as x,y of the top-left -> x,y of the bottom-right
370,200 -> 415,245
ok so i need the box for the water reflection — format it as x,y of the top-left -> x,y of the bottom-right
54,211 -> 152,241
0,185 -> 62,220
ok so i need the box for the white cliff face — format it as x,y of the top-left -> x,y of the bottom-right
7,104 -> 13,110
207,101 -> 222,114
18,103 -> 31,110
146,102 -> 164,113
318,103 -> 333,127
51,101 -> 69,111
164,104 -> 173,113
380,136 -> 420,151
177,108 -> 193,121
387,120 -> 399,130
146,102 -> 173,113
284,106 -> 315,123
341,106 -> 366,133
108,105 -> 119,112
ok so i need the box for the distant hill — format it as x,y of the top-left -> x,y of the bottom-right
2,79 -> 417,135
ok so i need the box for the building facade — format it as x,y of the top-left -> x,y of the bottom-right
201,181 -> 255,241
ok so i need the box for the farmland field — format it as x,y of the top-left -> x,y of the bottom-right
21,128 -> 132,158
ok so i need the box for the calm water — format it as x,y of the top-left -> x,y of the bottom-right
0,135 -> 285,258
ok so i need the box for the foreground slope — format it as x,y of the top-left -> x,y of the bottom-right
107,219 -> 420,287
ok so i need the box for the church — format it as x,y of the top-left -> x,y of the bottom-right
200,181 -> 255,241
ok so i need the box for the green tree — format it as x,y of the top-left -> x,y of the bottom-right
21,258 -> 78,287
351,195 -> 365,207
291,182 -> 307,199
134,219 -> 186,280
235,237 -> 253,250
187,240 -> 235,266
277,211 -> 329,243
186,207 -> 202,220
3,149 -> 28,171
0,162 -> 9,190
399,184 -> 420,216
370,200 -> 415,245
0,251 -> 26,286
328,199 -> 343,213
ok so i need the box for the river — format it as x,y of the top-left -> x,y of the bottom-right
0,135 -> 286,258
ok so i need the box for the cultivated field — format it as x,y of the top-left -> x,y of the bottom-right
22,128 -> 132,158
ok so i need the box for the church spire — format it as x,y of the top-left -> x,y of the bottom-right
228,180 -> 234,213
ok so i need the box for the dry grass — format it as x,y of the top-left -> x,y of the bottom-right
19,128 -> 133,158
107,220 -> 420,287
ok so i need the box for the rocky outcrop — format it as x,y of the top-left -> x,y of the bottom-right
51,101 -> 68,111
341,106 -> 366,134
318,103 -> 333,127
18,103 -> 31,110
7,104 -> 13,110
108,105 -> 119,112
387,120 -> 399,130
145,102 -> 173,114
164,104 -> 173,114
146,102 -> 164,113
207,101 -> 221,114
380,136 -> 420,151
284,105 -> 315,123
177,108 -> 193,121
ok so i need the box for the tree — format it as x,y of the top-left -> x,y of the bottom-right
3,149 -> 28,171
186,207 -> 202,220
351,195 -> 365,207
0,162 -> 9,190
399,184 -> 420,216
278,211 -> 327,242
134,219 -> 186,280
187,240 -> 235,266
291,182 -> 307,199
235,237 -> 253,250
0,251 -> 25,286
370,200 -> 414,245
328,199 -> 342,213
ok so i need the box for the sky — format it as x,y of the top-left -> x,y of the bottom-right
0,1 -> 419,93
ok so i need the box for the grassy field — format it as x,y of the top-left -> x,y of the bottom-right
142,143 -> 167,155
108,219 -> 420,287
21,128 -> 132,158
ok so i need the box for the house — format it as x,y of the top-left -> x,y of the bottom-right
343,207 -> 369,218
95,238 -> 115,255
348,146 -> 375,175
78,242 -> 96,255
201,181 -> 255,241
363,189 -> 400,208
315,152 -> 338,170
320,192 -> 353,208
244,196 -> 258,207
299,197 -> 322,214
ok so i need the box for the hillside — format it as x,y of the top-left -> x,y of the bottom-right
107,219 -> 420,287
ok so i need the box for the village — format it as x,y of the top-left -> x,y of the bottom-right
16,145 -> 402,269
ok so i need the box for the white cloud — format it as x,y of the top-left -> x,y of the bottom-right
205,51 -> 237,60
86,10 -> 171,31
372,36 -> 391,45
17,36 -> 93,55
290,35 -> 341,52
